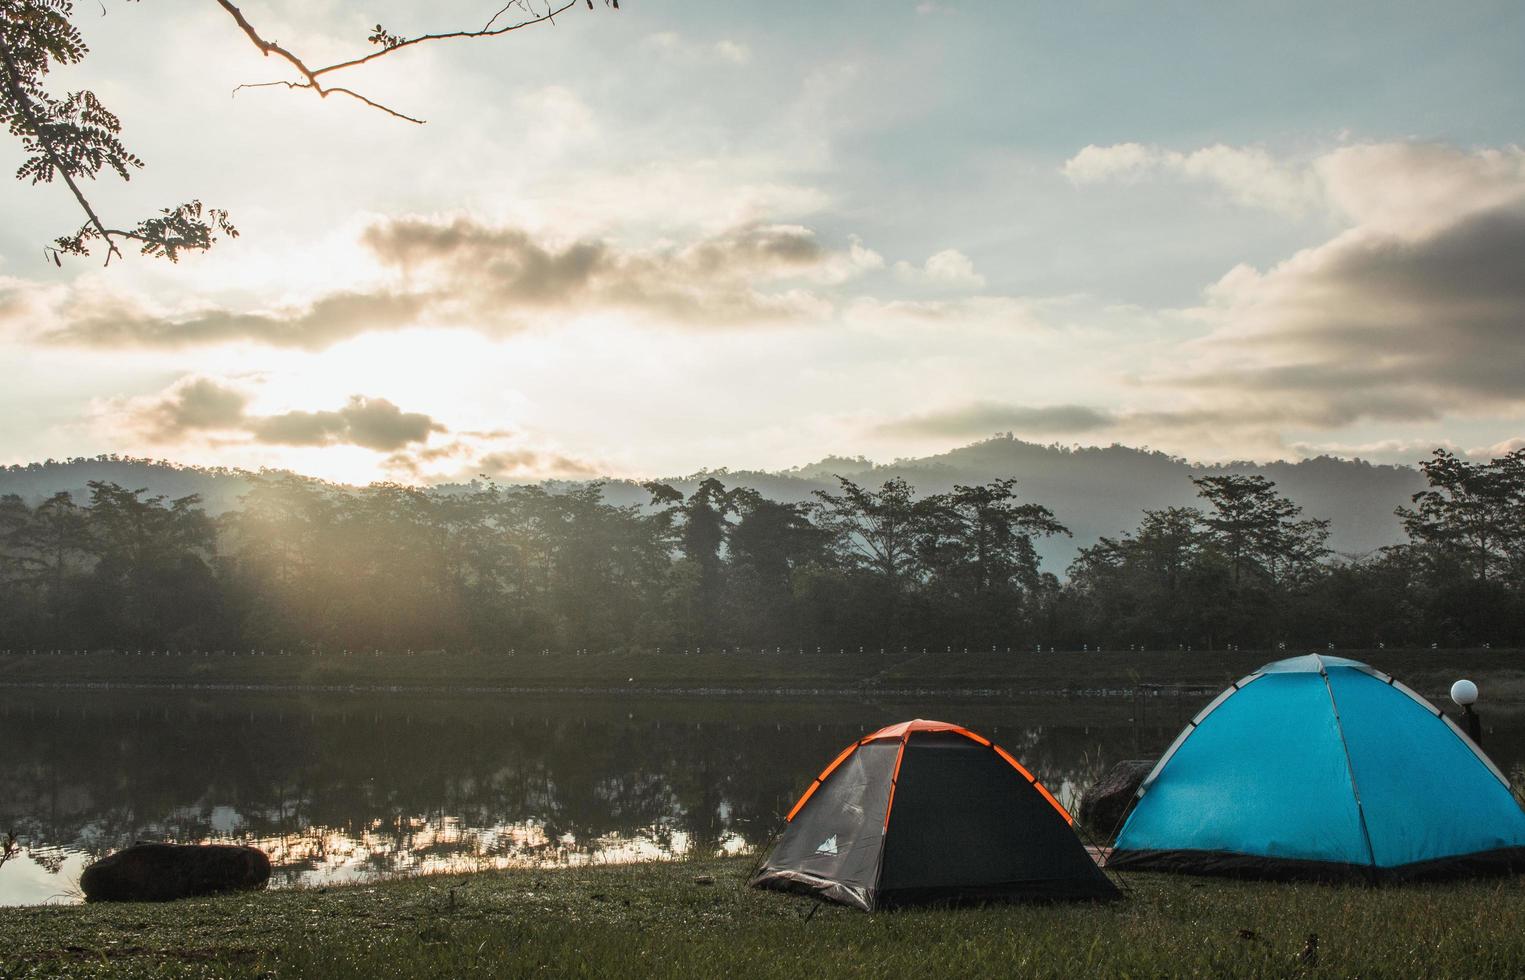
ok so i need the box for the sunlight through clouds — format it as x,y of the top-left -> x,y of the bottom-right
3,3 -> 1525,479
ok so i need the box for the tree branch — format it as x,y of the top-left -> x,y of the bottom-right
217,0 -> 592,124
231,79 -> 425,124
0,38 -> 123,265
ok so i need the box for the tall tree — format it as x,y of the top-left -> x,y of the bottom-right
725,494 -> 829,646
1192,474 -> 1330,587
644,478 -> 748,647
811,477 -> 936,587
939,479 -> 1068,594
80,481 -> 220,647
1398,448 -> 1525,584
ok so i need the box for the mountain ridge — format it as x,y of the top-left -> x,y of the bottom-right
1,437 -> 1429,569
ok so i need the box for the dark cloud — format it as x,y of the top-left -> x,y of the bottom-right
124,381 -> 444,453
1182,204 -> 1525,420
367,216 -> 836,328
140,377 -> 250,437
121,377 -> 593,476
250,397 -> 444,452
878,402 -> 1117,439
362,220 -> 609,309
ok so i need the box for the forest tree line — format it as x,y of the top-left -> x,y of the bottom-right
0,449 -> 1522,654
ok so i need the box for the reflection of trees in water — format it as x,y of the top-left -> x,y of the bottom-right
0,693 -> 1192,886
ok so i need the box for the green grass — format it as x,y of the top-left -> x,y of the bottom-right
5,857 -> 1525,978
4,647 -> 1523,703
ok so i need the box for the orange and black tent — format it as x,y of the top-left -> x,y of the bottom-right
749,719 -> 1120,910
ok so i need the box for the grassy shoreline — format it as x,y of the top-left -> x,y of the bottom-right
3,647 -> 1523,703
5,856 -> 1525,978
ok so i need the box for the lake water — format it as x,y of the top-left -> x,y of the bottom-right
3,687 -> 1522,906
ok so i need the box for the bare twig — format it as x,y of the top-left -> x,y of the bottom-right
231,79 -> 425,124
483,1 -> 531,33
217,0 -> 593,123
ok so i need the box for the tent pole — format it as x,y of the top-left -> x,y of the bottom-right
1318,657 -> 1380,880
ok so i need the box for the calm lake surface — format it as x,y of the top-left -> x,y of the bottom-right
4,687 -> 1523,906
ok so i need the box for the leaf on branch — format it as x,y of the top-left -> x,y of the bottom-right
367,24 -> 406,50
128,200 -> 240,262
4,0 -> 233,263
52,200 -> 237,263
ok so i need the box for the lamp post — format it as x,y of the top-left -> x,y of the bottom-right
1451,679 -> 1482,746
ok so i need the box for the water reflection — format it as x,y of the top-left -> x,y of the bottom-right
4,688 -> 1517,905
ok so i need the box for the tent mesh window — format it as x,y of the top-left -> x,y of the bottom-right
764,740 -> 898,900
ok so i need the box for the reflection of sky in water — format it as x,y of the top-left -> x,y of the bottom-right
0,849 -> 90,906
0,819 -> 749,905
8,687 -> 1511,907
255,816 -> 750,887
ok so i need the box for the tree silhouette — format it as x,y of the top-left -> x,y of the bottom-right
0,454 -> 1522,655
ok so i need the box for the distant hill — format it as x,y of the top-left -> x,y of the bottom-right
0,457 -> 261,514
608,437 -> 1427,567
2,439 -> 1428,571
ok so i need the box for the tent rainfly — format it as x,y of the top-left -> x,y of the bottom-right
1109,654 -> 1525,881
749,719 -> 1120,910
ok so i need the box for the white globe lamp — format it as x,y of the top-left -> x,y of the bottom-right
1451,679 -> 1479,708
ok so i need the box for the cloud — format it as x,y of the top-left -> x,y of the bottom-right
874,400 -> 1279,446
1062,142 -> 1322,216
513,85 -> 598,156
1178,204 -> 1525,423
1063,140 -> 1525,229
134,376 -> 251,439
30,218 -> 879,350
477,449 -> 602,479
1313,143 -> 1525,236
364,216 -> 848,327
110,377 -> 601,479
250,397 -> 445,452
45,291 -> 428,351
643,32 -> 753,66
1285,437 -> 1463,465
894,248 -> 985,288
114,378 -> 444,452
714,40 -> 752,65
1063,140 -> 1525,433
1060,142 -> 1159,184
380,440 -> 603,481
878,402 -> 1116,438
1473,436 -> 1525,458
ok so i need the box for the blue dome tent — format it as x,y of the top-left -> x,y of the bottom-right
1109,654 -> 1525,881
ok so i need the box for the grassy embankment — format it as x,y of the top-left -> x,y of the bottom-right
2,647 -> 1523,702
4,857 -> 1525,978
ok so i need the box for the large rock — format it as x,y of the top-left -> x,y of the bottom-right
1079,760 -> 1156,842
80,843 -> 271,902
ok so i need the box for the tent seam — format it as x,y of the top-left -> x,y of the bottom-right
870,731 -> 911,909
1318,658 -> 1380,878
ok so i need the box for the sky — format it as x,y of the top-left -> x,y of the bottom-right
2,0 -> 1523,485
